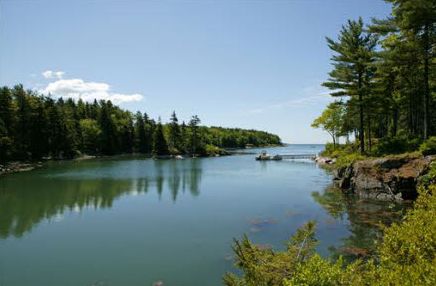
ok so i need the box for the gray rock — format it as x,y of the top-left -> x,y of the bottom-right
334,154 -> 435,201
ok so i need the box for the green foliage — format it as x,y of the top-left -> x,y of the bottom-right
312,102 -> 347,147
188,115 -> 202,156
418,161 -> 436,189
0,85 -> 281,162
319,143 -> 366,168
334,153 -> 367,169
152,121 -> 170,156
134,112 -> 147,153
372,136 -> 421,156
420,137 -> 436,156
371,185 -> 436,285
286,255 -> 346,286
225,184 -> 436,286
320,143 -> 359,158
168,111 -> 183,153
79,119 -> 101,153
204,144 -> 224,156
224,221 -> 318,286
317,0 -> 436,153
323,17 -> 377,154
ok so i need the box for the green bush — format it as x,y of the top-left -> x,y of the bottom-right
335,153 -> 366,168
320,143 -> 358,158
419,137 -> 436,156
373,136 -> 421,156
204,144 -> 223,156
225,184 -> 436,286
418,161 -> 436,188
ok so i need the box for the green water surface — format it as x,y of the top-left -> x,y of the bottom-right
0,145 -> 406,286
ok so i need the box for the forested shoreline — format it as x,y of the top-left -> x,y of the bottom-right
311,0 -> 435,156
226,0 -> 436,285
0,85 -> 281,163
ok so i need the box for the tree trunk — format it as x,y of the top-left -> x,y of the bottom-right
358,74 -> 365,154
423,23 -> 430,139
392,105 -> 398,137
368,113 -> 372,152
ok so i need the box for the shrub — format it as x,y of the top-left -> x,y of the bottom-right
419,137 -> 436,156
418,161 -> 436,188
373,136 -> 421,156
204,144 -> 224,156
320,143 -> 358,158
335,153 -> 366,168
225,185 -> 436,286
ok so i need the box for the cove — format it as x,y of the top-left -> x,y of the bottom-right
0,145 -> 405,286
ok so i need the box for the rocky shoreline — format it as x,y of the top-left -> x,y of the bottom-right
0,162 -> 44,176
322,154 -> 435,201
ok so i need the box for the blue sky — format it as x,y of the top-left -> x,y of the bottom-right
0,0 -> 391,143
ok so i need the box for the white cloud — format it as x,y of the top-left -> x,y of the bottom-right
42,78 -> 144,104
42,70 -> 65,79
248,85 -> 333,114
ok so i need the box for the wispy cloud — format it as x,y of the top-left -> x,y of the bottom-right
41,73 -> 144,104
42,70 -> 65,80
248,86 -> 332,114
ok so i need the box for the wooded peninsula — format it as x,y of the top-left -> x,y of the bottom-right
0,85 -> 281,163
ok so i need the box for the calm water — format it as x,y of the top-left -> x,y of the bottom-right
0,144 -> 405,286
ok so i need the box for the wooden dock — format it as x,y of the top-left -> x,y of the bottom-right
280,154 -> 317,160
255,153 -> 317,161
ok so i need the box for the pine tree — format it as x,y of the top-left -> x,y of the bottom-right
385,0 -> 436,139
134,112 -> 147,153
14,85 -> 33,159
119,114 -> 134,153
98,101 -> 117,155
168,111 -> 182,153
188,115 -> 202,156
0,87 -> 15,161
180,121 -> 188,154
323,18 -> 377,154
143,113 -> 154,154
152,119 -> 169,156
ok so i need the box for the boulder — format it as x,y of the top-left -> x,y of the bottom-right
334,154 -> 435,201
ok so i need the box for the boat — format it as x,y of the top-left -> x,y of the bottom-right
255,151 -> 283,161
255,151 -> 270,160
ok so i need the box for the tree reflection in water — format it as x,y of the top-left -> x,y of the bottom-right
0,159 -> 202,238
312,186 -> 411,261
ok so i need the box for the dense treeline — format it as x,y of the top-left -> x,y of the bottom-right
0,85 -> 281,163
313,0 -> 435,154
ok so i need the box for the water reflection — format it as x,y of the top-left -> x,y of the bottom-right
312,186 -> 410,261
0,159 -> 202,238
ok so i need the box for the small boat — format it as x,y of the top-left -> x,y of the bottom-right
255,151 -> 282,161
255,151 -> 269,160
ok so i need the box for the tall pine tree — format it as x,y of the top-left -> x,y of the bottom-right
323,18 -> 377,153
152,118 -> 169,156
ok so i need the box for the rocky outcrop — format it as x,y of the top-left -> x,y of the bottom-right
333,154 -> 435,201
315,156 -> 336,165
0,162 -> 43,176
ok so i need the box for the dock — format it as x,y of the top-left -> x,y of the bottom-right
255,152 -> 317,161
